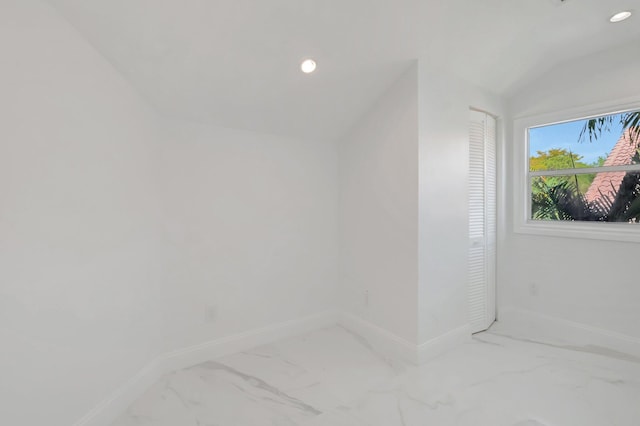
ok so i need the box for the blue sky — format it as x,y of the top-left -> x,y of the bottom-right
529,114 -> 625,165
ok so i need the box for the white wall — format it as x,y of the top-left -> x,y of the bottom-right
0,2 -> 340,425
500,41 -> 640,339
417,64 -> 505,345
338,62 -> 505,349
338,65 -> 419,344
157,120 -> 339,351
15,0 -> 628,421
0,1 -> 167,425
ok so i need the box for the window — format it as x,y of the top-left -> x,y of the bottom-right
514,101 -> 640,242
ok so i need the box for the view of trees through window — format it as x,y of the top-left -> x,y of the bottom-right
528,110 -> 640,223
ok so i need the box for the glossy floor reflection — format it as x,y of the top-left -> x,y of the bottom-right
113,325 -> 640,426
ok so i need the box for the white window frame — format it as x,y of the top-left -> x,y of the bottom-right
513,98 -> 640,243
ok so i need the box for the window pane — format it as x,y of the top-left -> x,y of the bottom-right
531,172 -> 640,223
529,111 -> 640,172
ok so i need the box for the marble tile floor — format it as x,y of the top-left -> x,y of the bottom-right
112,325 -> 640,426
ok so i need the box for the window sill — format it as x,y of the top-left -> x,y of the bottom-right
515,220 -> 640,243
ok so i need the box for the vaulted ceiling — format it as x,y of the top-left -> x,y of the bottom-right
47,0 -> 640,140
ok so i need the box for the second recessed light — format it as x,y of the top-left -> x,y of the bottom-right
301,59 -> 317,74
610,11 -> 632,22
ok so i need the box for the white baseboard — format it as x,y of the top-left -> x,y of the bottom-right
73,310 -> 339,426
417,324 -> 471,364
338,313 -> 470,365
338,312 -> 419,364
161,310 -> 339,372
72,358 -> 166,426
496,307 -> 640,358
64,307 -> 640,426
74,310 -> 472,426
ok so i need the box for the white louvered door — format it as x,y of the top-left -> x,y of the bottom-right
468,110 -> 496,334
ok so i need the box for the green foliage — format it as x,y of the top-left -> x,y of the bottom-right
591,155 -> 607,167
529,148 -> 587,171
531,114 -> 640,222
579,111 -> 640,143
530,110 -> 640,222
530,149 -> 594,194
531,178 -> 575,221
531,174 -> 640,223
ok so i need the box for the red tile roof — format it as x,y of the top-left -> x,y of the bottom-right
584,128 -> 639,206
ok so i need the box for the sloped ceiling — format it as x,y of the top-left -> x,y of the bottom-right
47,0 -> 640,140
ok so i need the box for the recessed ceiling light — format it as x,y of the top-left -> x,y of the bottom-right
610,11 -> 632,23
300,59 -> 317,74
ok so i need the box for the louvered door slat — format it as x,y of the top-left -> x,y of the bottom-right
468,110 -> 497,334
